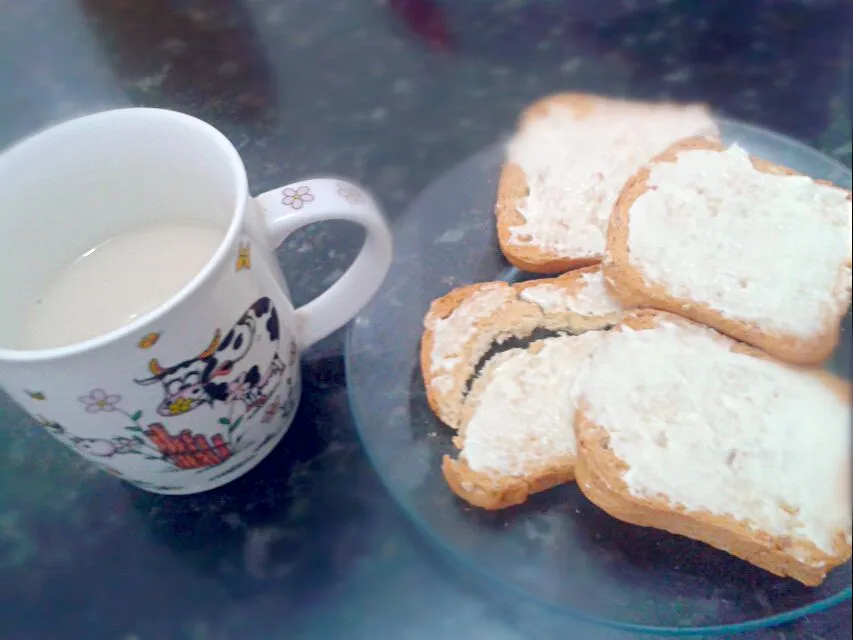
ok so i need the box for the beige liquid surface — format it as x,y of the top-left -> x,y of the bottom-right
19,222 -> 225,350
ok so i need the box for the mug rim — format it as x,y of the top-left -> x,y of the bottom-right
0,107 -> 249,363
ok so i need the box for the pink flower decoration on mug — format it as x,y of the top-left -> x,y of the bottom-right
78,389 -> 122,413
282,185 -> 315,210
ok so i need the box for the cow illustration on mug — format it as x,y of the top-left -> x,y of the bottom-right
135,297 -> 288,419
25,296 -> 298,479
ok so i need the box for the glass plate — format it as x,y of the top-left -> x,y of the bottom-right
345,119 -> 852,635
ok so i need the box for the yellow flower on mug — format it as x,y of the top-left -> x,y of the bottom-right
282,185 -> 314,210
167,397 -> 194,415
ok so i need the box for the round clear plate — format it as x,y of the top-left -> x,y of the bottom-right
345,119 -> 852,635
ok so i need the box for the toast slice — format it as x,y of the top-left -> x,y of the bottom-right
421,266 -> 622,429
497,93 -> 719,273
573,310 -> 852,586
605,136 -> 853,365
442,332 -> 608,510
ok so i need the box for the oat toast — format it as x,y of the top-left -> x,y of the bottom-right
421,266 -> 622,430
604,136 -> 853,365
497,93 -> 718,274
573,310 -> 852,586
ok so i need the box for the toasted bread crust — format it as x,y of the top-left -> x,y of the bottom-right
496,93 -> 715,274
604,136 -> 852,365
421,266 -> 621,430
419,282 -> 511,423
573,310 -> 852,586
421,265 -> 620,510
439,328 -> 612,511
496,94 -> 615,274
496,162 -> 601,274
443,340 -> 577,509
443,455 -> 575,511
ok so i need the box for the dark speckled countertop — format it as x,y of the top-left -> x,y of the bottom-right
0,1 -> 851,638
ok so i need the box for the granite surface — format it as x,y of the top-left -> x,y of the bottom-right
0,0 -> 851,638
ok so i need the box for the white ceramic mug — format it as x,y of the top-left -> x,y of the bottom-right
0,108 -> 392,494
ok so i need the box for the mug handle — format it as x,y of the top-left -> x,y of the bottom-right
255,179 -> 393,349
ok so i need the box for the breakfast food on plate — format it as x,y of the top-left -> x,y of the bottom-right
605,136 -> 853,365
442,332 -> 609,510
421,266 -> 622,430
496,93 -> 719,274
421,266 -> 621,510
419,91 -> 851,584
573,310 -> 852,586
